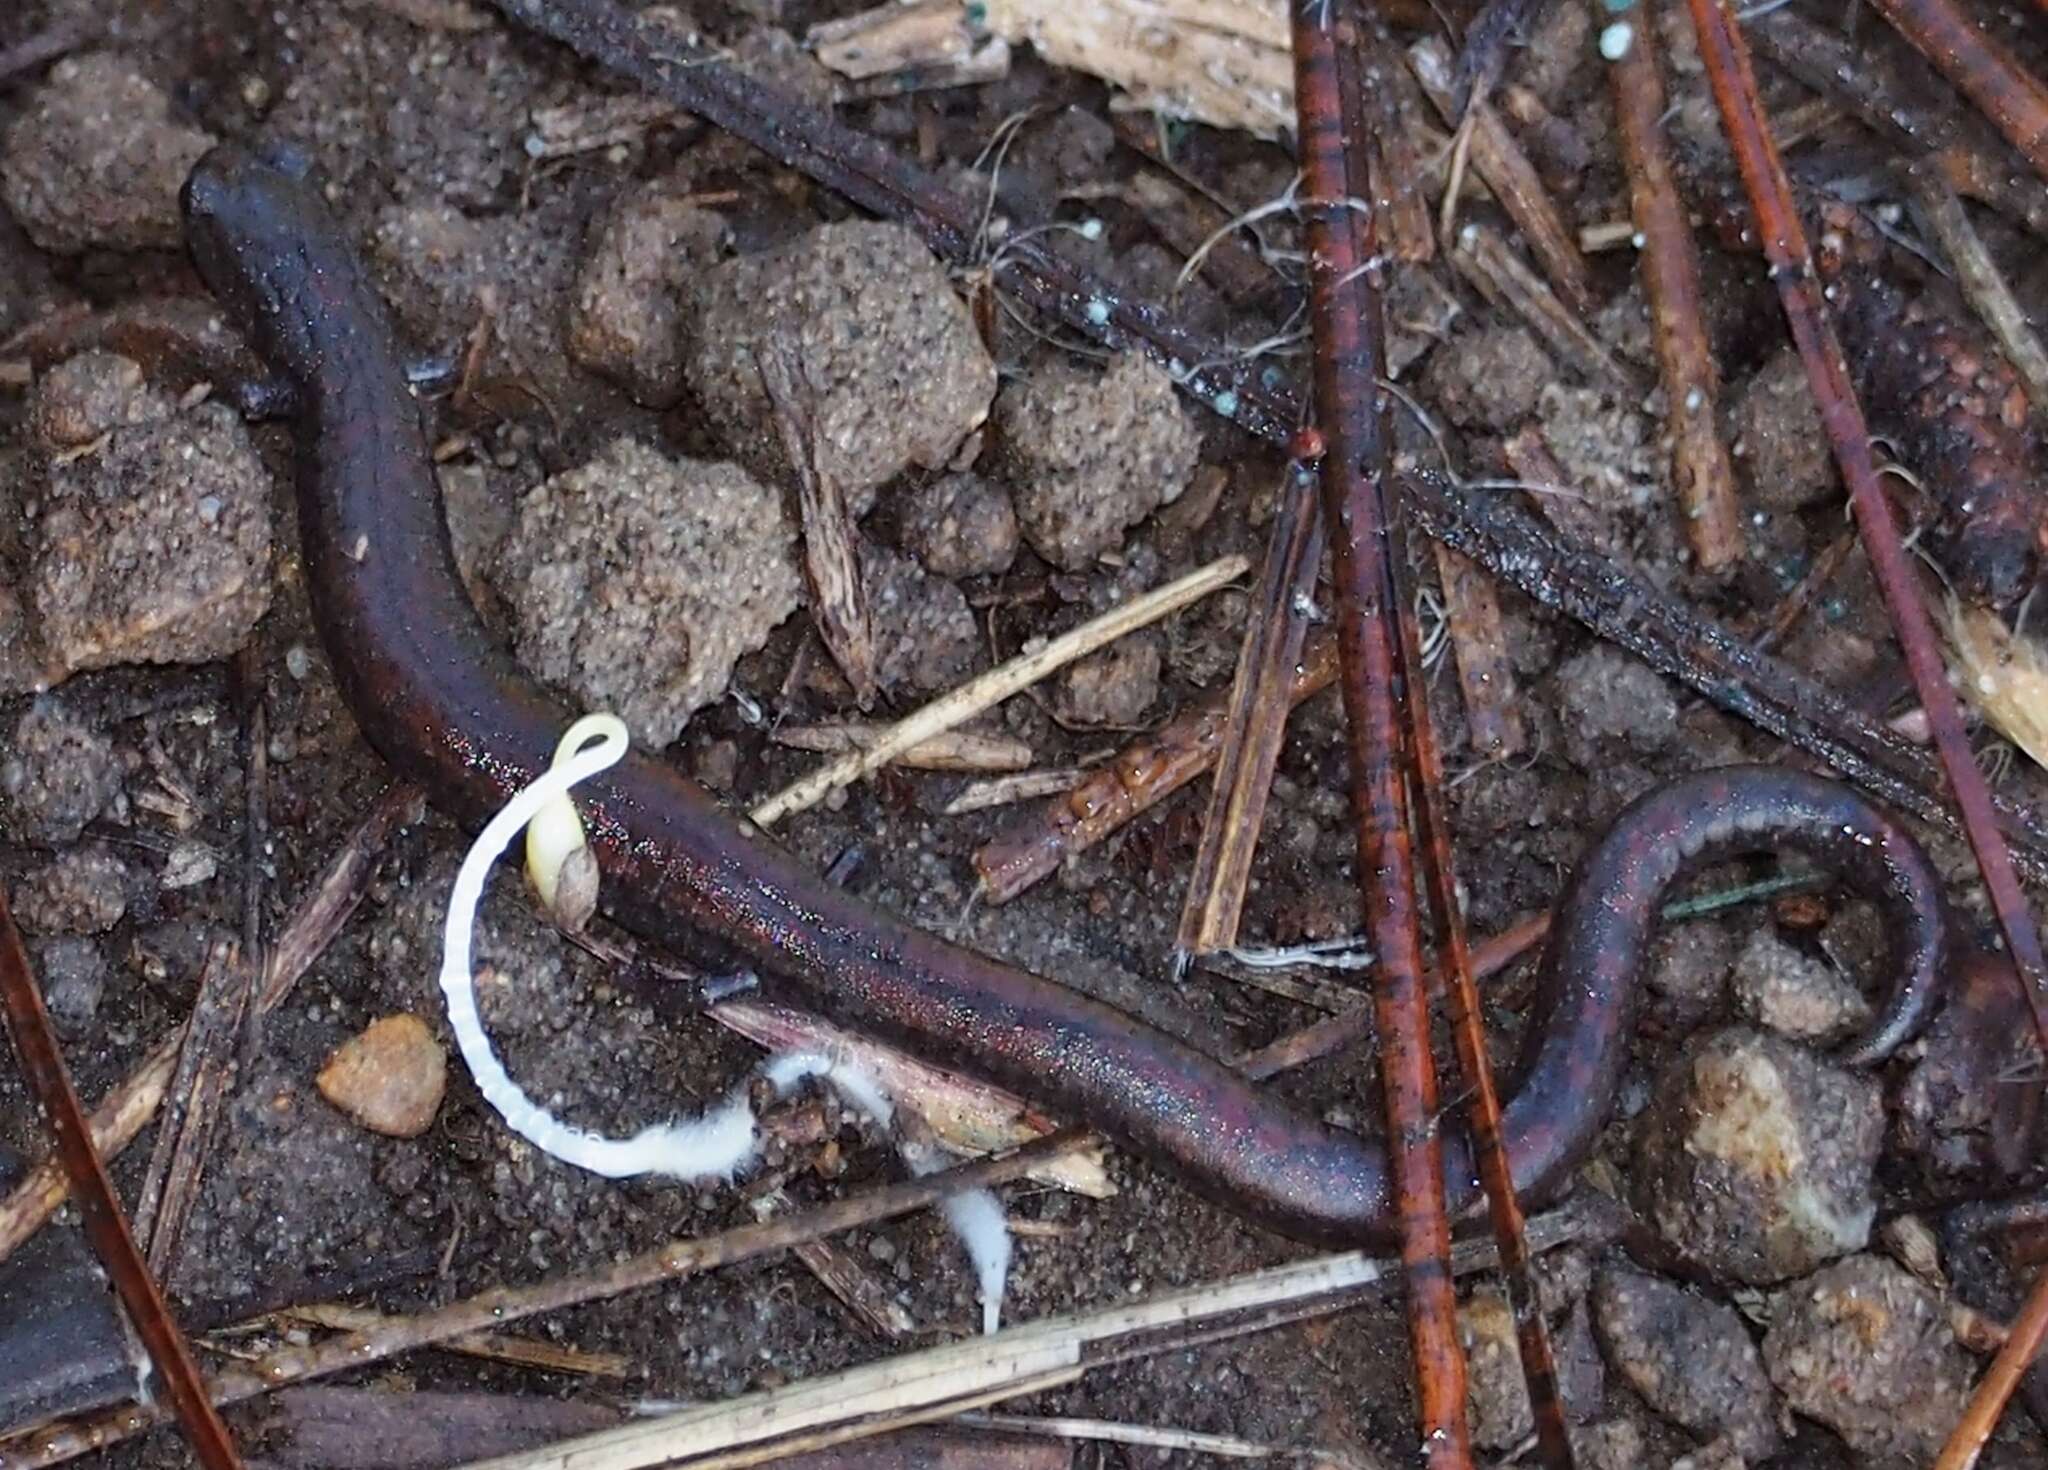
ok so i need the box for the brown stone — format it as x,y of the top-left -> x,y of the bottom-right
317,1014 -> 447,1139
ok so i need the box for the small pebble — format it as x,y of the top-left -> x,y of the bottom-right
34,937 -> 105,1038
1592,1262 -> 1781,1460
1574,1420 -> 1649,1470
1763,1254 -> 1972,1467
1534,383 -> 1658,519
1055,633 -> 1163,727
27,351 -> 160,450
862,542 -> 979,695
1728,929 -> 1871,1043
693,738 -> 741,793
26,382 -> 273,681
1730,348 -> 1836,512
1421,325 -> 1553,432
1001,352 -> 1200,571
566,182 -> 725,408
490,437 -> 801,748
1668,1440 -> 1744,1470
686,219 -> 996,510
1460,1290 -> 1533,1450
316,1014 -> 448,1139
1632,1027 -> 1881,1284
0,53 -> 216,253
370,199 -> 592,419
10,848 -> 128,935
1646,922 -> 1739,1030
898,473 -> 1019,579
1,701 -> 124,843
1552,646 -> 1679,769
160,839 -> 219,890
1878,1213 -> 1945,1288
1556,1300 -> 1606,1425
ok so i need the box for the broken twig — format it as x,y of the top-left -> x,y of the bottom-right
1409,37 -> 1593,313
750,555 -> 1248,827
761,338 -> 879,707
974,630 -> 1338,904
280,1303 -> 631,1377
132,939 -> 253,1276
1429,542 -> 1525,759
1597,0 -> 1742,571
1450,220 -> 1641,394
770,723 -> 1033,773
942,769 -> 1082,816
1746,8 -> 2048,238
1173,465 -> 1324,964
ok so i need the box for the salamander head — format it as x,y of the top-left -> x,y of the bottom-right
180,142 -> 355,384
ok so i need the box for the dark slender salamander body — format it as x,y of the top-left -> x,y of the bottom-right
179,142 -> 1949,1246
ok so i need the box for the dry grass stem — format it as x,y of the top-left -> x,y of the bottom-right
462,1247 -> 1403,1469
1909,172 -> 2048,412
941,769 -> 1083,816
460,1200 -> 1601,1470
750,555 -> 1248,827
283,1304 -> 632,1377
711,997 -> 1113,1198
771,722 -> 1034,773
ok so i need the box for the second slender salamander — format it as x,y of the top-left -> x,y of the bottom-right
179,142 -> 1947,1246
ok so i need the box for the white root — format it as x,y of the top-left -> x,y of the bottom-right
442,712 -> 1013,1329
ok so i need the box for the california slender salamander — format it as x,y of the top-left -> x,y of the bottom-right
179,143 -> 1948,1246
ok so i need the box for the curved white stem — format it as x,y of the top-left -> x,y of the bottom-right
440,713 -> 1011,1324
440,713 -> 760,1180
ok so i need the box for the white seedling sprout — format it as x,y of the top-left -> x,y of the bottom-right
442,713 -> 761,1180
441,712 -> 1013,1329
524,716 -> 610,931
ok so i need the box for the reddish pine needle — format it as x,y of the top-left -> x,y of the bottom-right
0,891 -> 244,1469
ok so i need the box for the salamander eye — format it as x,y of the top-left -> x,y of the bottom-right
178,160 -> 227,225
255,140 -> 318,182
